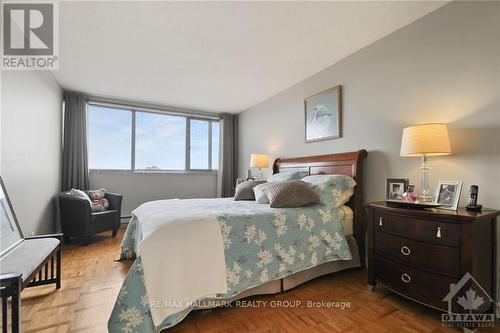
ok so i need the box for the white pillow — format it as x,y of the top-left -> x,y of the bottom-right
69,188 -> 92,206
253,183 -> 270,204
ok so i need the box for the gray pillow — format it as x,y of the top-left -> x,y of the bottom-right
263,180 -> 319,208
234,180 -> 266,201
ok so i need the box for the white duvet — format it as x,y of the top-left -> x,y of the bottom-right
133,199 -> 227,326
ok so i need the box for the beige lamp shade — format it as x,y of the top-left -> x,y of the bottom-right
400,123 -> 451,157
249,154 -> 269,168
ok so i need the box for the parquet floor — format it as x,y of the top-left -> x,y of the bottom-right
7,230 -> 499,332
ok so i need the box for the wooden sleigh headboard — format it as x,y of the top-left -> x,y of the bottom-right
273,149 -> 368,266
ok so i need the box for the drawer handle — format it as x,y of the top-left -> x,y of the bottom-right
379,217 -> 383,226
401,273 -> 411,283
401,246 -> 411,256
436,227 -> 442,238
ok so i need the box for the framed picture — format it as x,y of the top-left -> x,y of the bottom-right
304,85 -> 341,143
385,178 -> 409,200
0,176 -> 23,257
434,181 -> 463,210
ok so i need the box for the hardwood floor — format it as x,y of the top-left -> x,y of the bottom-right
7,230 -> 499,332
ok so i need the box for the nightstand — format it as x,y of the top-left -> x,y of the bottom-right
366,201 -> 499,316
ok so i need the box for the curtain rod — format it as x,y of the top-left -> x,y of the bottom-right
86,96 -> 221,120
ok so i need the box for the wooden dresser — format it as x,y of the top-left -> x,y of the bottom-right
366,201 -> 499,314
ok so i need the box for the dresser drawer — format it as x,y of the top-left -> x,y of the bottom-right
375,255 -> 456,311
375,232 -> 461,277
374,211 -> 460,247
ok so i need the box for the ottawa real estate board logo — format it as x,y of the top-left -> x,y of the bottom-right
442,272 -> 496,329
1,1 -> 58,70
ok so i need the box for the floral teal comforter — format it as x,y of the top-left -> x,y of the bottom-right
108,198 -> 352,332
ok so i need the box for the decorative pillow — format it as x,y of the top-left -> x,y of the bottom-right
267,170 -> 309,183
301,175 -> 356,208
253,183 -> 270,204
234,180 -> 266,201
69,188 -> 92,206
87,188 -> 109,212
264,180 -> 319,208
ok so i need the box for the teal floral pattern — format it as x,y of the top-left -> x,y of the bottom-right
109,198 -> 352,332
267,170 -> 309,182
302,175 -> 357,208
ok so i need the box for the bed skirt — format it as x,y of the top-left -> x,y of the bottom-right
192,235 -> 360,310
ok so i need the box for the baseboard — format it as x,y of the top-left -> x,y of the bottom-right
120,216 -> 130,228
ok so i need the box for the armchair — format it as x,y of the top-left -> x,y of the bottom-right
59,191 -> 123,245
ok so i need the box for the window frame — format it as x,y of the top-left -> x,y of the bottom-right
87,101 -> 220,173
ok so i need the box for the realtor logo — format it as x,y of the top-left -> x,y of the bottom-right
442,272 -> 495,329
1,1 -> 58,69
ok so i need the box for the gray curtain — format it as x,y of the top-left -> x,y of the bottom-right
217,113 -> 238,197
62,93 -> 89,191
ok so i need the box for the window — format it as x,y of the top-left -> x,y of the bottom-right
211,121 -> 220,170
190,119 -> 209,169
88,105 -> 132,170
189,119 -> 220,170
135,112 -> 186,170
87,103 -> 220,171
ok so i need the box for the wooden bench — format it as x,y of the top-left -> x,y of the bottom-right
0,177 -> 62,333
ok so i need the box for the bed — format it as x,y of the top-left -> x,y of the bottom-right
108,150 -> 367,332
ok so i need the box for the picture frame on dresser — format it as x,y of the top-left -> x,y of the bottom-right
434,180 -> 463,211
385,178 -> 409,200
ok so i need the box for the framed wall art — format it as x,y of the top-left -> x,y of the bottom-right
304,85 -> 341,143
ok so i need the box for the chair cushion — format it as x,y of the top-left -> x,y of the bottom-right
0,238 -> 59,284
91,209 -> 118,223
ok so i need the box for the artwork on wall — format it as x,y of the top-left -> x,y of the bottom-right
304,85 -> 341,142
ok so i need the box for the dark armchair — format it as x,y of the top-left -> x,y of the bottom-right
58,192 -> 123,245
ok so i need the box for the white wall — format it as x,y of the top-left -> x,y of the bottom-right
1,71 -> 62,235
239,1 -> 500,208
239,1 -> 500,311
90,171 -> 217,216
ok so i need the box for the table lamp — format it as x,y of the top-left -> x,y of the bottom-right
249,154 -> 269,180
400,123 -> 451,202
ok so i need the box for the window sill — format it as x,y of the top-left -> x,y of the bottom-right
89,169 -> 218,175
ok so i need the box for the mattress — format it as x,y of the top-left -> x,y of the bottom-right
340,205 -> 354,236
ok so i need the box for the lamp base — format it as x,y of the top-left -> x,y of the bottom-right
419,155 -> 432,203
256,168 -> 264,181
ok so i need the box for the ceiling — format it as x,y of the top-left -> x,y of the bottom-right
54,1 -> 448,113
